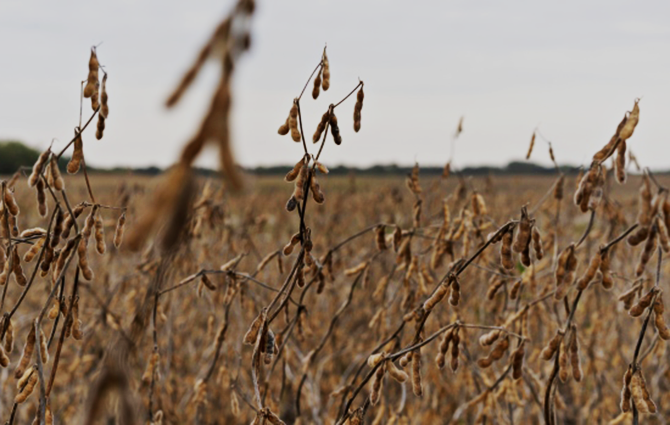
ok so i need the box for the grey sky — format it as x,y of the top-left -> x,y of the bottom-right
1,1 -> 669,170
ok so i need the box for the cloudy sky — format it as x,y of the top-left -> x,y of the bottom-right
1,1 -> 669,170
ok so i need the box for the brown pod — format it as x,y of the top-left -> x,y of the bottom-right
309,170 -> 325,204
411,348 -> 423,397
531,227 -> 544,260
284,158 -> 305,182
635,224 -> 657,276
620,365 -> 633,412
277,117 -> 290,135
450,327 -> 460,372
618,99 -> 640,141
321,51 -> 330,91
653,297 -> 670,340
500,227 -> 514,270
288,103 -> 301,142
48,156 -> 64,191
630,369 -> 656,414
568,326 -> 582,382
599,249 -> 614,289
35,179 -> 47,217
553,174 -> 564,200
14,326 -> 36,379
113,212 -> 126,248
615,140 -> 627,184
512,207 -> 531,253
77,238 -> 94,281
511,341 -> 525,380
387,360 -> 409,382
312,71 -> 321,100
540,329 -> 564,361
329,111 -> 342,145
374,225 -> 387,250
353,85 -> 364,132
67,129 -> 84,174
28,149 -> 51,187
96,115 -> 106,140
575,252 -> 601,290
526,132 -> 535,159
629,288 -> 657,317
4,188 -> 20,216
449,276 -> 461,306
312,111 -> 330,143
656,216 -> 670,252
62,203 -> 86,239
83,48 -> 99,98
100,73 -> 109,118
94,211 -> 106,254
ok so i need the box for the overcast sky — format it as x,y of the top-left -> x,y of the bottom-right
1,1 -> 669,170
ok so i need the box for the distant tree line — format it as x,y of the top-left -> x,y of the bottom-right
0,140 -> 648,177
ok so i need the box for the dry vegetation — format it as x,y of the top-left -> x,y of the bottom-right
1,2 -> 670,424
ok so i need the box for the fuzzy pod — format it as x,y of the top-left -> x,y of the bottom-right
28,149 -> 51,188
277,117 -> 290,136
96,115 -> 106,140
471,192 -> 487,217
450,327 -> 460,372
113,212 -> 126,248
618,99 -> 640,142
620,365 -> 633,413
83,49 -> 99,98
38,328 -> 49,364
630,369 -> 656,414
353,85 -> 364,132
23,237 -> 45,263
477,336 -> 509,369
553,174 -> 564,200
14,326 -> 36,379
531,227 -> 544,260
100,73 -> 109,118
387,360 -> 408,382
512,207 -> 532,253
312,71 -> 321,100
635,225 -> 658,277
244,311 -> 265,345
11,249 -> 27,286
309,171 -> 325,204
4,187 -> 20,216
14,370 -> 38,403
500,228 -> 514,270
510,341 -> 525,380
288,103 -> 301,143
0,343 -> 8,367
67,129 -> 84,174
369,363 -> 385,405
94,211 -> 106,254
448,276 -> 461,306
575,252 -> 601,290
321,51 -> 330,91
540,329 -> 564,361
77,238 -> 94,281
62,203 -> 86,239
4,318 -> 14,354
568,326 -> 582,382
599,249 -> 614,289
49,156 -> 64,191
411,348 -> 423,397
615,140 -> 627,184
312,111 -> 330,143
653,297 -> 670,340
329,111 -> 342,145
629,288 -> 657,317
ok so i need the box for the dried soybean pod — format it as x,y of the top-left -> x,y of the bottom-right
96,114 -> 105,140
449,276 -> 461,306
353,84 -> 364,132
619,99 -> 640,141
312,69 -> 321,100
471,192 -> 487,217
629,288 -> 657,317
387,360 -> 408,382
4,318 -> 14,354
35,179 -> 47,217
500,227 -> 514,270
526,132 -> 535,159
653,296 -> 670,340
369,363 -> 385,405
67,129 -> 84,174
113,212 -> 126,248
312,111 -> 330,143
450,327 -> 460,372
657,216 -> 670,252
62,203 -> 86,239
49,156 -> 64,191
38,327 -> 48,364
50,208 -> 64,248
284,158 -> 305,182
631,369 -> 656,414
4,187 -> 20,216
576,252 -> 601,290
411,347 -> 423,397
100,73 -> 109,118
321,50 -> 330,91
293,163 -> 309,202
277,117 -> 289,135
511,341 -> 525,380
288,102 -> 301,143
83,48 -> 99,98
615,140 -> 627,184
374,225 -> 387,251
310,170 -> 325,204
244,311 -> 264,345
621,365 -> 633,412
553,174 -> 564,200
0,343 -> 8,367
12,249 -> 27,286
23,237 -> 45,263
77,238 -> 94,281
14,325 -> 36,379
94,211 -> 106,254
558,340 -> 570,382
531,227 -> 543,260
636,224 -> 658,277
540,329 -> 564,361
15,370 -> 38,403
330,111 -> 342,145
28,149 -> 50,187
